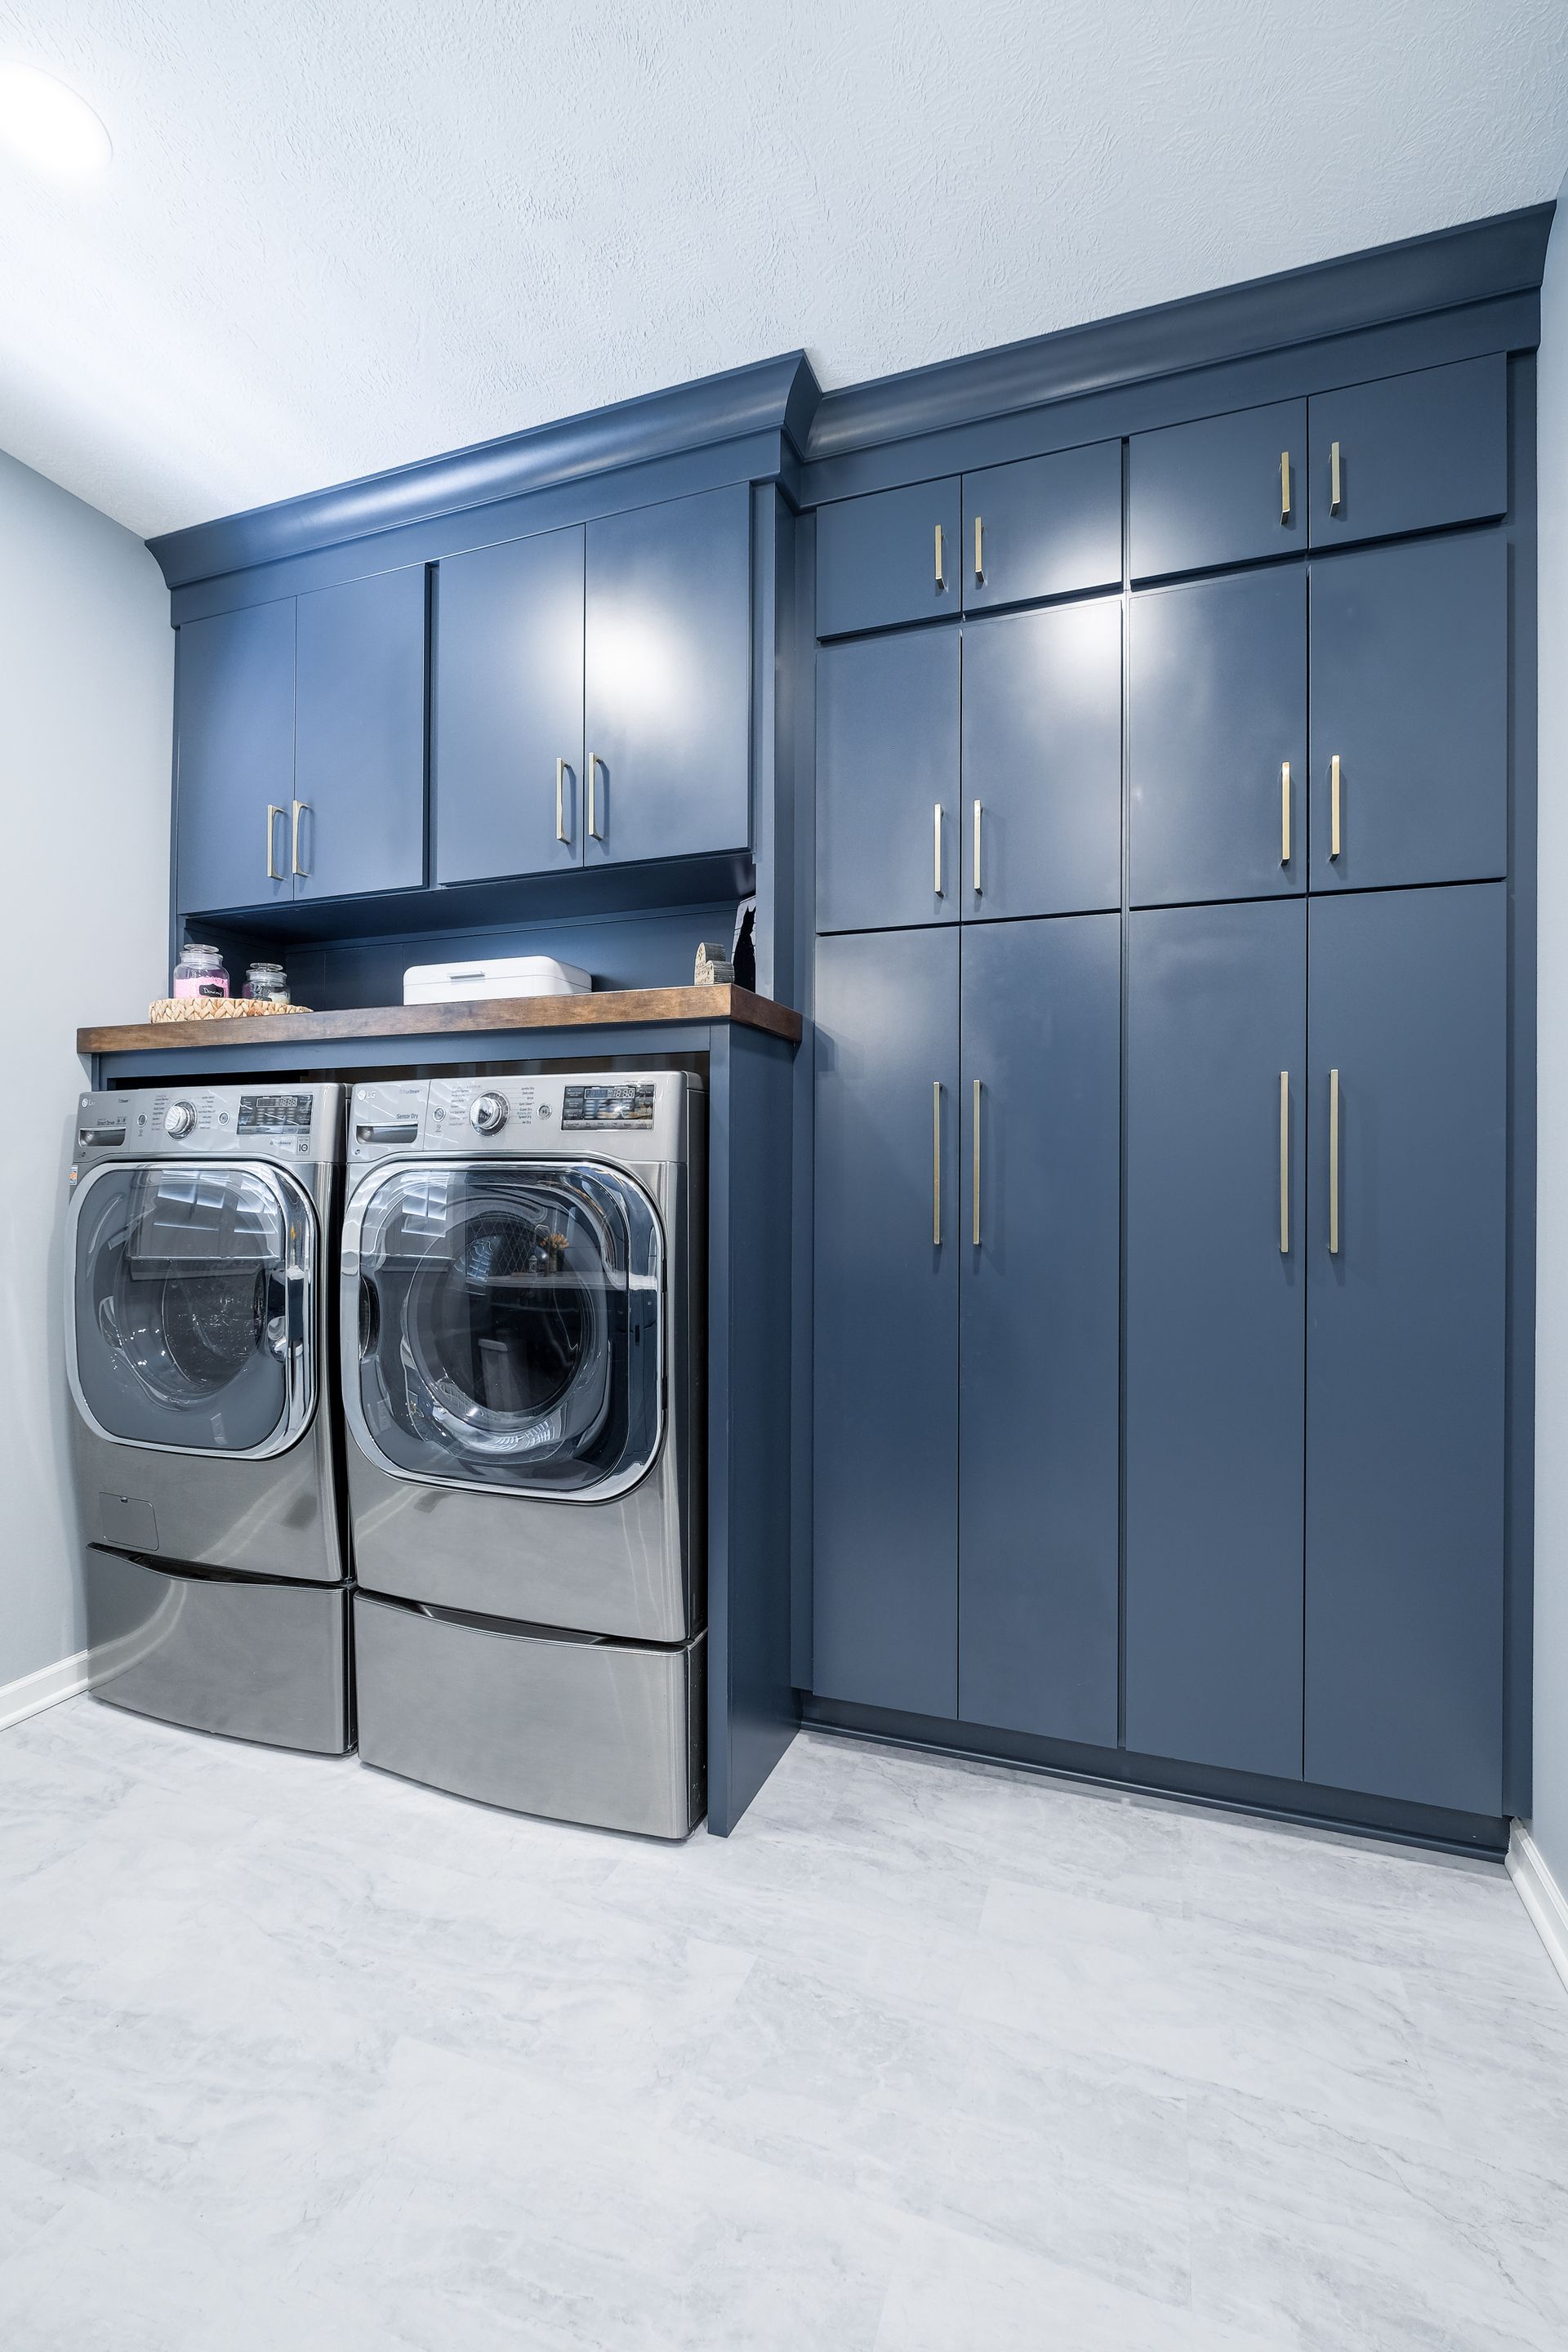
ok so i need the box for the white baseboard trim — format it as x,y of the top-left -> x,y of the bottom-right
1509,1822 -> 1568,1996
0,1647 -> 94,1735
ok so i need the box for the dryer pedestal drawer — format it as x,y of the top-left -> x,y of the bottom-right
82,1548 -> 351,1754
354,1594 -> 706,1838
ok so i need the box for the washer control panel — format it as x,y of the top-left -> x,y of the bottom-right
73,1085 -> 340,1169
348,1071 -> 697,1163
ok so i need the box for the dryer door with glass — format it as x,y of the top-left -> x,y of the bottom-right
347,1160 -> 663,1500
68,1160 -> 316,1459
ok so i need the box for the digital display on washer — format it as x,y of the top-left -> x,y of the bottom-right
237,1092 -> 314,1135
561,1082 -> 657,1130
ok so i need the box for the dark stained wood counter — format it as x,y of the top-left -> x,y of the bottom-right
78,984 -> 802,1058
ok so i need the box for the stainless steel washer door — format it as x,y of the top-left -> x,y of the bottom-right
67,1160 -> 317,1459
345,1160 -> 663,1500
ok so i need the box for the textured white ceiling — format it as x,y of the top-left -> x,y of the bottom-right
0,0 -> 1564,539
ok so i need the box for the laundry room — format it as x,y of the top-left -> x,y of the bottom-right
4,8 -> 1568,2347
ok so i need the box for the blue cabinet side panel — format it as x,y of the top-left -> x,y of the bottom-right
816,477 -> 961,638
1308,354 -> 1507,548
962,441 -> 1122,612
958,915 -> 1121,1746
294,566 -> 428,901
813,927 -> 960,1717
816,630 -> 961,932
1305,884 -> 1507,1815
1125,898 -> 1307,1781
1129,399 -> 1306,581
175,599 -> 296,916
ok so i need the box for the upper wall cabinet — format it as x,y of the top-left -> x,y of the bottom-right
175,599 -> 296,916
817,630 -> 961,932
1307,354 -> 1507,549
176,569 -> 427,916
583,485 -> 751,868
817,444 -> 1121,637
1129,399 -> 1307,581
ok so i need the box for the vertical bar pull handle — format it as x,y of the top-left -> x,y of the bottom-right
1330,754 -> 1342,861
1328,1067 -> 1341,1255
933,802 -> 943,897
290,800 -> 309,879
1280,451 -> 1291,523
934,523 -> 946,590
1330,439 -> 1343,515
932,1081 -> 942,1245
973,515 -> 984,582
1279,1071 -> 1290,1254
265,804 -> 283,881
1280,762 -> 1291,866
972,800 -> 982,894
555,758 -> 570,844
972,1078 -> 982,1247
586,753 -> 602,840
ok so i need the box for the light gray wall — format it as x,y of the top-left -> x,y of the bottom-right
0,448 -> 172,1697
1533,174 -> 1568,1888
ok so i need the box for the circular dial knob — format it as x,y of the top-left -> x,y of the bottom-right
470,1092 -> 508,1135
164,1100 -> 196,1138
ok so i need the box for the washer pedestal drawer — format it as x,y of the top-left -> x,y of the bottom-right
82,1548 -> 351,1754
354,1592 -> 706,1839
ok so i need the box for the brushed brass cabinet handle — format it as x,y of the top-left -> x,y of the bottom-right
291,800 -> 309,879
1279,1071 -> 1290,1254
1330,754 -> 1342,861
555,757 -> 570,844
972,800 -> 982,894
973,515 -> 984,582
1280,452 -> 1291,523
934,523 -> 946,590
932,1080 -> 942,1245
1329,1067 -> 1341,1255
586,752 -> 602,840
265,804 -> 284,882
1281,762 -> 1291,866
972,1078 -> 982,1247
1330,439 -> 1343,515
933,802 -> 943,898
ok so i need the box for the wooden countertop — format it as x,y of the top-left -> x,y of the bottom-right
78,985 -> 803,1056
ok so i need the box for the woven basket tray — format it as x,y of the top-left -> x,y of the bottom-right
149,998 -> 310,1023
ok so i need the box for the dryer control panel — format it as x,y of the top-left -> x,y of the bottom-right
348,1071 -> 698,1165
73,1085 -> 341,1169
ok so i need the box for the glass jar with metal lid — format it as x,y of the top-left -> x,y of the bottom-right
242,962 -> 291,1004
172,942 -> 229,1000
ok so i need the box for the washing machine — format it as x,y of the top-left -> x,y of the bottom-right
341,1070 -> 706,1838
65,1083 -> 350,1753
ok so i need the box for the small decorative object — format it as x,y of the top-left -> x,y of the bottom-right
171,941 -> 229,1000
731,897 -> 757,992
242,960 -> 290,1003
693,940 -> 734,987
148,997 -> 310,1023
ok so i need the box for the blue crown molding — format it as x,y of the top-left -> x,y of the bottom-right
149,350 -> 823,590
804,204 -> 1555,463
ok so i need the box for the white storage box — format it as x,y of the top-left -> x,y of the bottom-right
403,954 -> 591,1005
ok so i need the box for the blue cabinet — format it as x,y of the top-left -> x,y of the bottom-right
433,527 -> 585,884
1305,884 -> 1507,1815
1129,399 -> 1306,581
1308,355 -> 1506,549
959,916 -> 1121,1745
175,599 -> 296,916
816,478 -> 961,638
817,630 -> 961,932
1129,568 -> 1307,906
294,568 -> 427,901
960,599 -> 1121,920
813,926 -> 960,1717
1125,898 -> 1307,1781
1309,533 -> 1507,892
584,486 -> 751,867
962,443 -> 1121,612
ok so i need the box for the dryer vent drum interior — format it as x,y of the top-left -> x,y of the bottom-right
354,1163 -> 663,1494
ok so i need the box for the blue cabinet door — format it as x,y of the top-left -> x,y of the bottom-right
813,927 -> 960,1717
1308,533 -> 1507,893
960,599 -> 1121,920
584,486 -> 751,866
959,915 -> 1120,1745
1308,355 -> 1506,549
293,567 -> 428,902
433,527 -> 585,884
817,629 -> 961,932
1305,884 -> 1506,1816
1129,399 -> 1306,581
962,443 -> 1121,612
816,478 -> 961,638
1125,898 -> 1306,1780
1129,568 -> 1307,906
175,599 -> 296,916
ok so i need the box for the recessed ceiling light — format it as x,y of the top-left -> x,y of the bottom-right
0,62 -> 111,181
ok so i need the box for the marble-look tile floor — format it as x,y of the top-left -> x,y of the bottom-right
1,1703 -> 1566,2350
